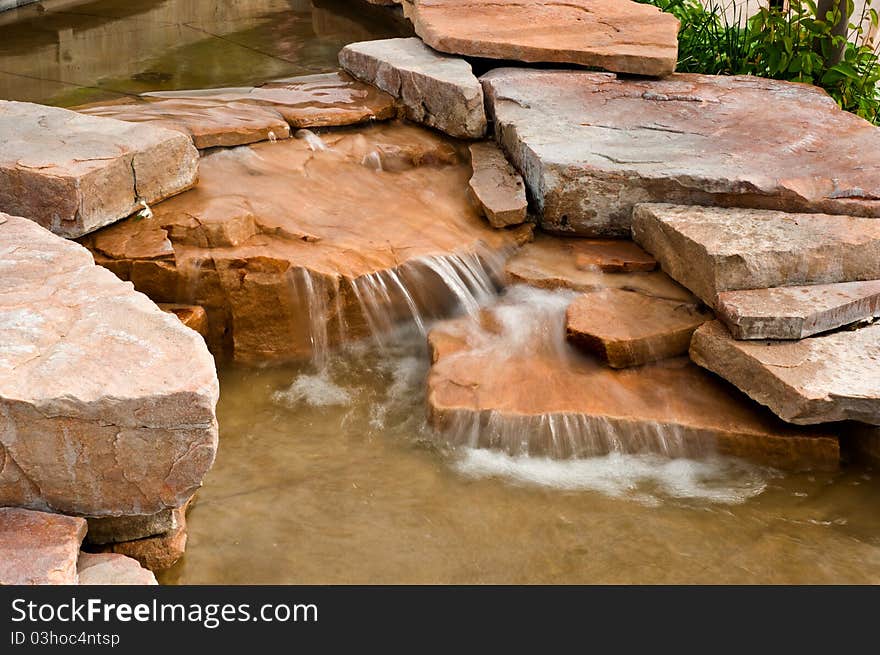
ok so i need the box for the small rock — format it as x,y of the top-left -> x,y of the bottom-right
690,321 -> 880,425
572,239 -> 657,273
0,100 -> 198,237
158,304 -> 209,339
85,509 -> 179,546
0,507 -> 86,585
339,37 -> 486,138
468,142 -> 528,227
77,552 -> 157,585
565,288 -> 712,368
99,507 -> 188,572
717,280 -> 880,340
632,204 -> 880,306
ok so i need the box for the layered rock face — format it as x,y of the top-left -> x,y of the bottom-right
0,101 -> 198,238
632,204 -> 880,306
408,0 -> 679,76
481,71 -> 880,236
79,122 -> 529,363
426,288 -> 839,470
0,214 -> 219,517
339,37 -> 486,138
0,507 -> 86,585
467,142 -> 529,228
691,321 -> 880,426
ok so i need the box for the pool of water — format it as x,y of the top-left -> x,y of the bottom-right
4,0 -> 880,585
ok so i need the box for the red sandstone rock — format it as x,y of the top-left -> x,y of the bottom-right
572,240 -> 657,273
468,142 -> 528,227
159,304 -> 209,339
0,507 -> 86,585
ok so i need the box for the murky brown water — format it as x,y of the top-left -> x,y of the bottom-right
4,0 -> 880,584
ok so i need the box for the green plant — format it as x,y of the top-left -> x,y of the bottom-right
641,0 -> 880,123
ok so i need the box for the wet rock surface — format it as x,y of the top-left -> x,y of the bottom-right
468,142 -> 528,227
79,122 -> 529,363
505,235 -> 695,302
717,281 -> 880,340
0,213 -> 219,517
482,71 -> 880,236
691,321 -> 880,425
0,507 -> 86,585
565,288 -> 712,368
0,100 -> 198,238
409,0 -> 679,76
426,290 -> 840,470
572,239 -> 657,273
77,552 -> 158,585
339,37 -> 486,138
632,204 -> 880,306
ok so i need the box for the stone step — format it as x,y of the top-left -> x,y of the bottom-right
565,288 -> 713,368
0,100 -> 198,238
0,507 -> 86,585
408,0 -> 679,77
339,37 -> 486,139
632,204 -> 880,306
468,142 -> 528,227
717,280 -> 880,340
690,321 -> 880,425
481,70 -> 880,236
426,293 -> 840,471
505,234 -> 696,303
0,213 -> 218,517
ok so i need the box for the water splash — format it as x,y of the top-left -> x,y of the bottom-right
361,151 -> 383,172
268,130 -> 278,144
272,370 -> 353,408
295,129 -> 328,152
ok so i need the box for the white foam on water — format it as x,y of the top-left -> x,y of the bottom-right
454,448 -> 774,506
272,371 -> 353,408
295,129 -> 328,152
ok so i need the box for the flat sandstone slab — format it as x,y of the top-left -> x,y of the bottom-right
565,288 -> 712,368
410,0 -> 679,77
632,204 -> 880,305
340,37 -> 486,138
717,281 -> 880,340
468,142 -> 528,227
0,101 -> 198,238
0,213 -> 219,517
690,321 -> 880,425
481,71 -> 880,236
426,291 -> 839,470
573,239 -> 656,272
0,507 -> 86,585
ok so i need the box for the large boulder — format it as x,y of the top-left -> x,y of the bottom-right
690,321 -> 880,425
0,507 -> 86,585
0,213 -> 219,517
408,0 -> 679,76
481,70 -> 880,236
632,204 -> 880,306
0,101 -> 198,238
339,37 -> 486,138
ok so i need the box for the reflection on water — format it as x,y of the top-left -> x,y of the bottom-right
160,326 -> 880,585
0,0 -> 410,106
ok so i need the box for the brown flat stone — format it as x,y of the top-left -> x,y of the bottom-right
426,291 -> 839,470
85,508 -> 180,546
632,204 -> 880,306
716,281 -> 880,340
77,552 -> 157,585
0,101 -> 198,238
565,288 -> 712,368
482,71 -> 880,236
505,234 -> 695,302
468,142 -> 528,227
0,507 -> 86,585
410,0 -> 679,77
159,304 -> 209,339
573,240 -> 657,273
690,321 -> 880,425
97,505 -> 187,572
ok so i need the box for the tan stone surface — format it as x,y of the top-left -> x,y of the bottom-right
339,38 -> 486,138
77,552 -> 157,585
410,0 -> 679,76
79,122 -> 529,363
482,70 -> 880,236
690,321 -> 880,425
468,142 -> 528,228
505,235 -> 695,302
573,239 -> 656,272
0,214 -> 219,517
0,100 -> 198,238
426,294 -> 839,470
632,204 -> 880,306
565,288 -> 712,368
717,281 -> 880,340
0,507 -> 86,585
